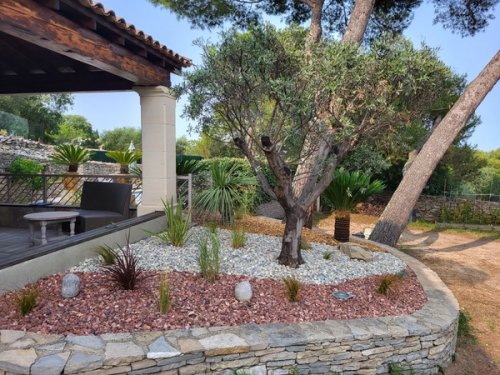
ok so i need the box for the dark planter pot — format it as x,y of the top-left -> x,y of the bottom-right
334,213 -> 351,242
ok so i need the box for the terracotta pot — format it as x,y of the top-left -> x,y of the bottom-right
63,172 -> 79,191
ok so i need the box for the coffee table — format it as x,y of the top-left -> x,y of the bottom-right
23,211 -> 80,245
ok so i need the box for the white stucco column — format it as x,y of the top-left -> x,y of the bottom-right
134,86 -> 176,216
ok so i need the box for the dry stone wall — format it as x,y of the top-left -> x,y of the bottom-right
0,136 -> 119,174
0,242 -> 459,375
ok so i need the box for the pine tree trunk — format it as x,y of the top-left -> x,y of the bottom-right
334,212 -> 351,242
370,51 -> 500,247
342,0 -> 376,45
277,207 -> 305,268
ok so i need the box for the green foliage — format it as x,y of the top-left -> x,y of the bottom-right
50,144 -> 90,172
388,362 -> 414,375
156,198 -> 191,247
0,111 -> 28,137
101,127 -> 141,151
194,159 -> 256,223
48,115 -> 99,148
288,367 -> 300,375
105,150 -> 140,174
15,287 -> 39,316
6,157 -> 44,190
158,274 -> 171,314
440,200 -> 500,225
0,94 -> 73,142
324,169 -> 385,213
323,251 -> 333,260
231,226 -> 246,249
176,157 -> 201,175
458,310 -> 477,344
95,244 -> 117,265
100,235 -> 142,290
283,276 -> 301,302
197,230 -> 220,283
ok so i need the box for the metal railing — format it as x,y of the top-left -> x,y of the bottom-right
0,173 -> 142,207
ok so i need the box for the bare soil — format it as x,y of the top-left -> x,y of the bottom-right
317,213 -> 500,375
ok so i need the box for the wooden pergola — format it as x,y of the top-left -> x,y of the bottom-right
0,0 -> 191,214
0,0 -> 191,93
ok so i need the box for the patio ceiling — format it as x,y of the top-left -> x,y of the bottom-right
0,0 -> 192,94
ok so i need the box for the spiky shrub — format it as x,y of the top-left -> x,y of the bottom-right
323,251 -> 333,260
95,244 -> 117,265
194,159 -> 256,224
197,231 -> 220,283
323,168 -> 385,242
377,273 -> 404,295
50,144 -> 90,172
283,276 -> 301,302
158,274 -> 171,314
15,287 -> 39,316
156,198 -> 191,247
101,235 -> 142,290
105,150 -> 140,174
231,226 -> 246,249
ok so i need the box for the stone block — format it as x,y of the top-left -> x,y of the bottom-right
64,352 -> 103,374
147,336 -> 181,359
66,335 -> 104,351
178,338 -> 203,354
266,360 -> 296,367
0,330 -> 25,344
199,334 -> 250,356
131,359 -> 157,370
10,338 -> 35,349
0,349 -> 37,375
31,352 -> 70,375
178,363 -> 209,375
210,357 -> 259,370
101,333 -> 134,342
104,342 -> 144,366
259,351 -> 296,363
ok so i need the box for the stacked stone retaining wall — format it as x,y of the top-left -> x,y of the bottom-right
0,241 -> 459,375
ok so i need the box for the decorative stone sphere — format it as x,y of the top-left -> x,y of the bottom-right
234,280 -> 252,302
61,273 -> 81,298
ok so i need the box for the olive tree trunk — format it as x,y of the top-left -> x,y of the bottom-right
370,51 -> 500,246
277,206 -> 306,267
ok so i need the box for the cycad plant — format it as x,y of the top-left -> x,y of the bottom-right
105,150 -> 140,174
195,159 -> 256,223
50,144 -> 90,172
323,168 -> 385,242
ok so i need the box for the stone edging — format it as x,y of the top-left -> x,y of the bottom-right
0,241 -> 459,375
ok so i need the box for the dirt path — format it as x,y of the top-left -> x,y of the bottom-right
317,214 -> 500,375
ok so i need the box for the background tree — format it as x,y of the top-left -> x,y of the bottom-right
179,26 -> 460,266
100,126 -> 142,151
48,115 -> 99,148
0,94 -> 73,142
469,149 -> 500,195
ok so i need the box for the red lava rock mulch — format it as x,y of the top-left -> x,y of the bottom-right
0,268 -> 426,335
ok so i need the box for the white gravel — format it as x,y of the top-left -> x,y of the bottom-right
71,227 -> 406,285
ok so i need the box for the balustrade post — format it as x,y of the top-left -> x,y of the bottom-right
42,172 -> 48,204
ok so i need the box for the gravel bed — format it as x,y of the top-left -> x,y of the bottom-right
72,226 -> 406,285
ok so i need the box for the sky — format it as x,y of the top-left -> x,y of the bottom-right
67,1 -> 500,151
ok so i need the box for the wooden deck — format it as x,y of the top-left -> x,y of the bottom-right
0,227 -> 62,269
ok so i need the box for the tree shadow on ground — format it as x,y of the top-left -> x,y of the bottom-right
399,229 -> 440,247
435,235 -> 500,253
402,252 -> 490,285
446,338 -> 500,375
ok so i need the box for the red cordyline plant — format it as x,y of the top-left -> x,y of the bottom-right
100,233 -> 142,290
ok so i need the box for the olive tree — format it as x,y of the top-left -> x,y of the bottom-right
179,26 -> 459,266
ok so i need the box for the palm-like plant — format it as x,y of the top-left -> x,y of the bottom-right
194,159 -> 256,223
105,150 -> 140,174
50,144 -> 90,172
323,168 -> 385,242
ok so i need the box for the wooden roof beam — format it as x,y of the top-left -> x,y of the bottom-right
0,0 -> 172,86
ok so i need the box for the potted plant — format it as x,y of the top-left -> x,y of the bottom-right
323,168 -> 385,242
50,144 -> 90,190
105,150 -> 140,183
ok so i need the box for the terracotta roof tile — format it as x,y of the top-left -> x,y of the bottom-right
77,0 -> 192,67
